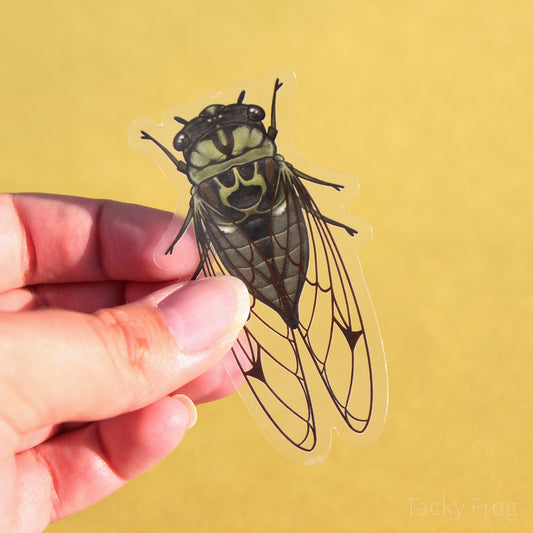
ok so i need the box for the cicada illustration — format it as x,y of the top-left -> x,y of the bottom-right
135,76 -> 387,463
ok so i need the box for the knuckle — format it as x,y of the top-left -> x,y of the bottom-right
90,305 -> 171,382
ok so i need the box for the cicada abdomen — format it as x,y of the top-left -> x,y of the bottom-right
194,155 -> 309,329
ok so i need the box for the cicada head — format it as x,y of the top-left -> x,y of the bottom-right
173,95 -> 277,185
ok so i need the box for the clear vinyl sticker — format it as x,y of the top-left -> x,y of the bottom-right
129,69 -> 388,464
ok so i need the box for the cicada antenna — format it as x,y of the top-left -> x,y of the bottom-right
174,116 -> 188,125
237,90 -> 246,104
268,78 -> 283,139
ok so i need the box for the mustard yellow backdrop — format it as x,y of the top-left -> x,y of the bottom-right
2,1 -> 531,531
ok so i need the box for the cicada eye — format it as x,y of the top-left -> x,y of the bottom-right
247,105 -> 265,122
173,132 -> 190,151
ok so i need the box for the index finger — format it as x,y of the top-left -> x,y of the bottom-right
0,193 -> 198,291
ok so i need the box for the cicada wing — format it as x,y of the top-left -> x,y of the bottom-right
231,312 -> 325,461
189,164 -> 387,461
286,164 -> 388,446
192,198 -> 328,463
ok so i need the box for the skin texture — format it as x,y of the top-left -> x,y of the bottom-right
0,194 -> 250,533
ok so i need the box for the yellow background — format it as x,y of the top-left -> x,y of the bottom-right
2,1 -> 531,531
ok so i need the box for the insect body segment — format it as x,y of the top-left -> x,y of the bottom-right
140,78 -> 386,462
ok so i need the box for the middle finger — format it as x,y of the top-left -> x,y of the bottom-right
0,280 -> 178,313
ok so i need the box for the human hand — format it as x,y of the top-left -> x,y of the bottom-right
0,194 -> 250,533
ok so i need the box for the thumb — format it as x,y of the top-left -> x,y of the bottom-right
0,276 -> 249,456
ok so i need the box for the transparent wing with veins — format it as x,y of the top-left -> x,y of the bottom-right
190,164 -> 377,463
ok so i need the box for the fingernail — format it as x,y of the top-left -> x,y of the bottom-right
172,394 -> 198,429
157,276 -> 249,353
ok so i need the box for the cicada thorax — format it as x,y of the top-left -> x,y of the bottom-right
195,155 -> 310,329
